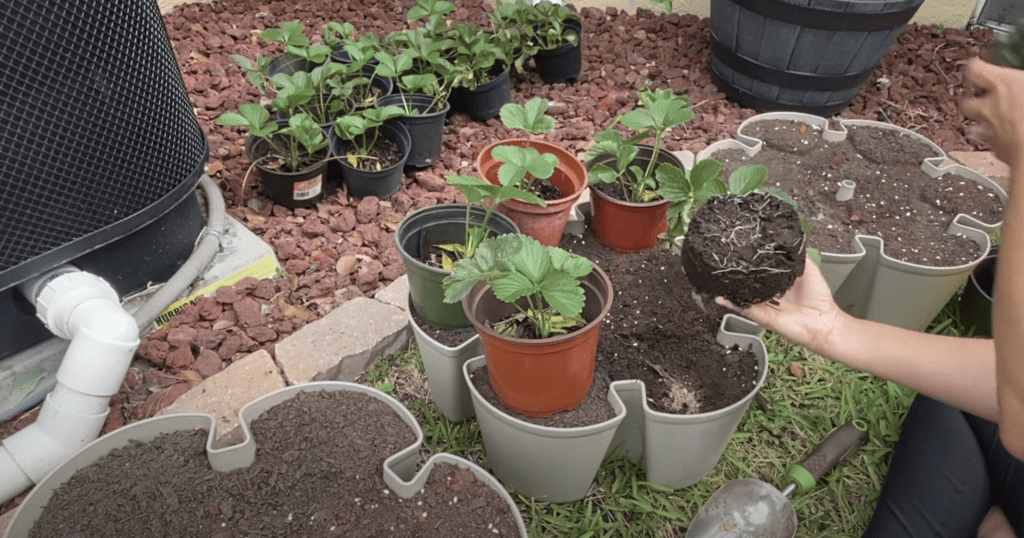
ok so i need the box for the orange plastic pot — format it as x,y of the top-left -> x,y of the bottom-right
586,144 -> 685,252
476,139 -> 587,246
589,188 -> 671,252
462,265 -> 613,417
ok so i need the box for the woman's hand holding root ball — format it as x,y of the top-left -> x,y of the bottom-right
715,257 -> 842,357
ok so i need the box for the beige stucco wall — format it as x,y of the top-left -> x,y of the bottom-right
158,0 -> 979,28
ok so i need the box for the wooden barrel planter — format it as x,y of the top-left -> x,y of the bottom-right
709,0 -> 925,116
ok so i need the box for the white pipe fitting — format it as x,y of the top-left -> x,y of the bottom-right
1,269 -> 139,504
836,180 -> 856,202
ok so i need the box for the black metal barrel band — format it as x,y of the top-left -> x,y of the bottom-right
728,0 -> 922,32
711,37 -> 874,92
709,68 -> 851,117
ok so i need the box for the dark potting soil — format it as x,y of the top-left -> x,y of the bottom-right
715,120 -> 1004,266
337,134 -> 404,171
682,192 -> 807,307
470,362 -> 619,428
562,227 -> 760,415
410,298 -> 476,348
252,138 -> 329,173
29,391 -> 519,538
592,179 -> 652,203
528,177 -> 566,201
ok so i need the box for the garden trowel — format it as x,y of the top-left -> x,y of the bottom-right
685,420 -> 868,538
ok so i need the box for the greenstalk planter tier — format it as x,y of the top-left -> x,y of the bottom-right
408,293 -> 482,422
699,111 -> 1006,331
460,314 -> 768,502
709,0 -> 925,115
5,382 -> 528,537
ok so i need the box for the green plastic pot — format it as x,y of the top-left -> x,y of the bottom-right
395,204 -> 519,330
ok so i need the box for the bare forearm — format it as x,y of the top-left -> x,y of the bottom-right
816,313 -> 999,422
993,160 -> 1024,458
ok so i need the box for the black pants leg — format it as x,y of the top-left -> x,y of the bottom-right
863,394 -> 1024,537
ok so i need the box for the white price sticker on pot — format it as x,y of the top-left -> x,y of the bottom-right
294,175 -> 322,200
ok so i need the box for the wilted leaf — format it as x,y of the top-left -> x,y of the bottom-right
336,255 -> 359,275
243,208 -> 266,226
212,319 -> 236,331
345,230 -> 364,247
282,303 -> 315,320
181,370 -> 204,386
207,160 -> 225,176
189,50 -> 209,63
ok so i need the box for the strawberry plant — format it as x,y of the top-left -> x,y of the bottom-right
442,234 -> 594,338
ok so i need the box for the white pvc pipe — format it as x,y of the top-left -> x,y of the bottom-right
836,180 -> 856,202
0,270 -> 139,504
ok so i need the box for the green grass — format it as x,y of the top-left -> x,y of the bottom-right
361,291 -> 972,537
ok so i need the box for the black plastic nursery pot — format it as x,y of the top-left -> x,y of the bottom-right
376,93 -> 450,169
450,63 -> 512,121
245,135 -> 330,209
267,52 -> 316,77
709,0 -> 924,115
533,18 -> 583,84
329,120 -> 411,199
345,65 -> 395,110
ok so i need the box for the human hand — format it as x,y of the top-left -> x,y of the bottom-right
961,58 -> 1024,170
715,257 -> 844,355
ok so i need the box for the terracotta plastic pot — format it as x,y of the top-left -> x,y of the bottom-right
585,145 -> 686,252
476,139 -> 587,246
461,265 -> 613,417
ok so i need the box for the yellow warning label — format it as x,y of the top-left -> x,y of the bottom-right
152,255 -> 281,329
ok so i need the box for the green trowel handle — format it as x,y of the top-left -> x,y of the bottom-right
784,420 -> 868,494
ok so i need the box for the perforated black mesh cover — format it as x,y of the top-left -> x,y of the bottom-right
0,0 -> 208,292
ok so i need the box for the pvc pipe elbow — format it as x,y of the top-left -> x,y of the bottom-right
32,271 -> 122,340
2,390 -> 108,483
0,446 -> 34,508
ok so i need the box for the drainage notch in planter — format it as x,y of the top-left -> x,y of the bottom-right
464,355 -> 628,503
709,0 -> 925,115
699,111 -> 1007,331
7,382 -> 528,538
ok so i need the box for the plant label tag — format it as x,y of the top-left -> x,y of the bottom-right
293,175 -> 322,200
